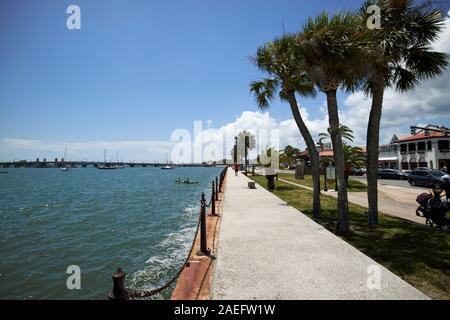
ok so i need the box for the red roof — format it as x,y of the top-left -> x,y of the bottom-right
396,131 -> 445,142
298,149 -> 334,157
319,150 -> 333,157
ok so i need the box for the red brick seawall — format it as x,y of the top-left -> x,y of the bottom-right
170,170 -> 227,300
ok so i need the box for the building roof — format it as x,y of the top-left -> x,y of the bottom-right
395,131 -> 446,143
298,149 -> 335,157
319,150 -> 334,157
298,150 -> 309,157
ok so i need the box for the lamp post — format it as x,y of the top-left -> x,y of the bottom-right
244,135 -> 249,176
234,136 -> 238,164
334,162 -> 338,191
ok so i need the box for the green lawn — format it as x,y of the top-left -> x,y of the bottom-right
278,173 -> 367,192
250,175 -> 450,299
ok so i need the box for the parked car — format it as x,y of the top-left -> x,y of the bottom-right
350,168 -> 364,176
378,169 -> 409,180
408,169 -> 447,187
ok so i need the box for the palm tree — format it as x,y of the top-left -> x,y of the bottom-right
231,130 -> 256,165
360,0 -> 449,225
319,124 -> 355,146
319,145 -> 366,187
343,145 -> 366,186
299,12 -> 372,234
280,145 -> 300,168
319,125 -> 365,187
249,35 -> 322,218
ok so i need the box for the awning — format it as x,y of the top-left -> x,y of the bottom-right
378,157 -> 398,161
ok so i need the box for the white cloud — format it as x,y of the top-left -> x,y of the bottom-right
197,109 -> 329,161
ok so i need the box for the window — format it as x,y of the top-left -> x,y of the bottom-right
430,170 -> 446,177
419,162 -> 427,167
427,141 -> 432,150
417,142 -> 426,151
408,143 -> 416,152
438,140 -> 450,151
400,144 -> 407,152
410,161 -> 418,170
401,162 -> 409,170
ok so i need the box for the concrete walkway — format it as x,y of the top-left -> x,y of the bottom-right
212,169 -> 428,300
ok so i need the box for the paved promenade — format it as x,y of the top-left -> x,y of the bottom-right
212,169 -> 428,300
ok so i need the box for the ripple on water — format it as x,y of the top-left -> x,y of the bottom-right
0,167 -> 221,299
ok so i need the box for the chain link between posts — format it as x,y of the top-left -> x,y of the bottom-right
121,166 -> 228,299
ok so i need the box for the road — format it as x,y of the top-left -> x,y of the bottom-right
350,175 -> 428,190
279,169 -> 428,189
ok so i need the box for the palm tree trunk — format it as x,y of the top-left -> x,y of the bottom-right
367,79 -> 384,226
287,93 -> 321,218
326,90 -> 349,234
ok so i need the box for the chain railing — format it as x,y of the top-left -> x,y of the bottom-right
108,166 -> 229,300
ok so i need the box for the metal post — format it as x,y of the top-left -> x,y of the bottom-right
215,177 -> 219,200
108,268 -> 129,300
334,164 -> 338,192
324,165 -> 328,192
211,181 -> 216,216
234,136 -> 238,164
244,135 -> 249,176
200,192 -> 207,255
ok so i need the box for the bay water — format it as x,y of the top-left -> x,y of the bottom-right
0,167 -> 221,299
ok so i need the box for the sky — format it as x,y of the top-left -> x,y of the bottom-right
1,0 -> 449,162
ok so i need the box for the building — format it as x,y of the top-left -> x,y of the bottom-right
379,125 -> 450,170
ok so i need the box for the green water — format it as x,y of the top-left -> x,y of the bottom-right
0,167 -> 221,299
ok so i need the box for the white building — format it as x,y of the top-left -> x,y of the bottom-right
378,125 -> 450,170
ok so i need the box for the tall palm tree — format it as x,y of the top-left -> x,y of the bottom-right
360,0 -> 449,225
299,12 -> 372,234
343,145 -> 366,186
231,130 -> 256,164
319,124 -> 355,146
319,144 -> 366,187
249,35 -> 322,218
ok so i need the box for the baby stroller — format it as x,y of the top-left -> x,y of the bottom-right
416,191 -> 450,231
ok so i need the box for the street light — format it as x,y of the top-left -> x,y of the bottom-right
234,136 -> 238,164
244,135 -> 249,176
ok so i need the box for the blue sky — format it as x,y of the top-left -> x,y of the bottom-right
1,0 -> 449,162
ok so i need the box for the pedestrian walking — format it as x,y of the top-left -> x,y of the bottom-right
233,163 -> 239,176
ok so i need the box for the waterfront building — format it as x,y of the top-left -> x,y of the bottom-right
378,125 -> 450,170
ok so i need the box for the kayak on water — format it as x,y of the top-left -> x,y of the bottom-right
175,178 -> 199,184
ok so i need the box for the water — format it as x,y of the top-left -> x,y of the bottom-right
0,167 -> 221,299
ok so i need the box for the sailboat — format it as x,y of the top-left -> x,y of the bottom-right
114,152 -> 124,169
161,154 -> 173,170
98,149 -> 116,170
61,146 -> 71,171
